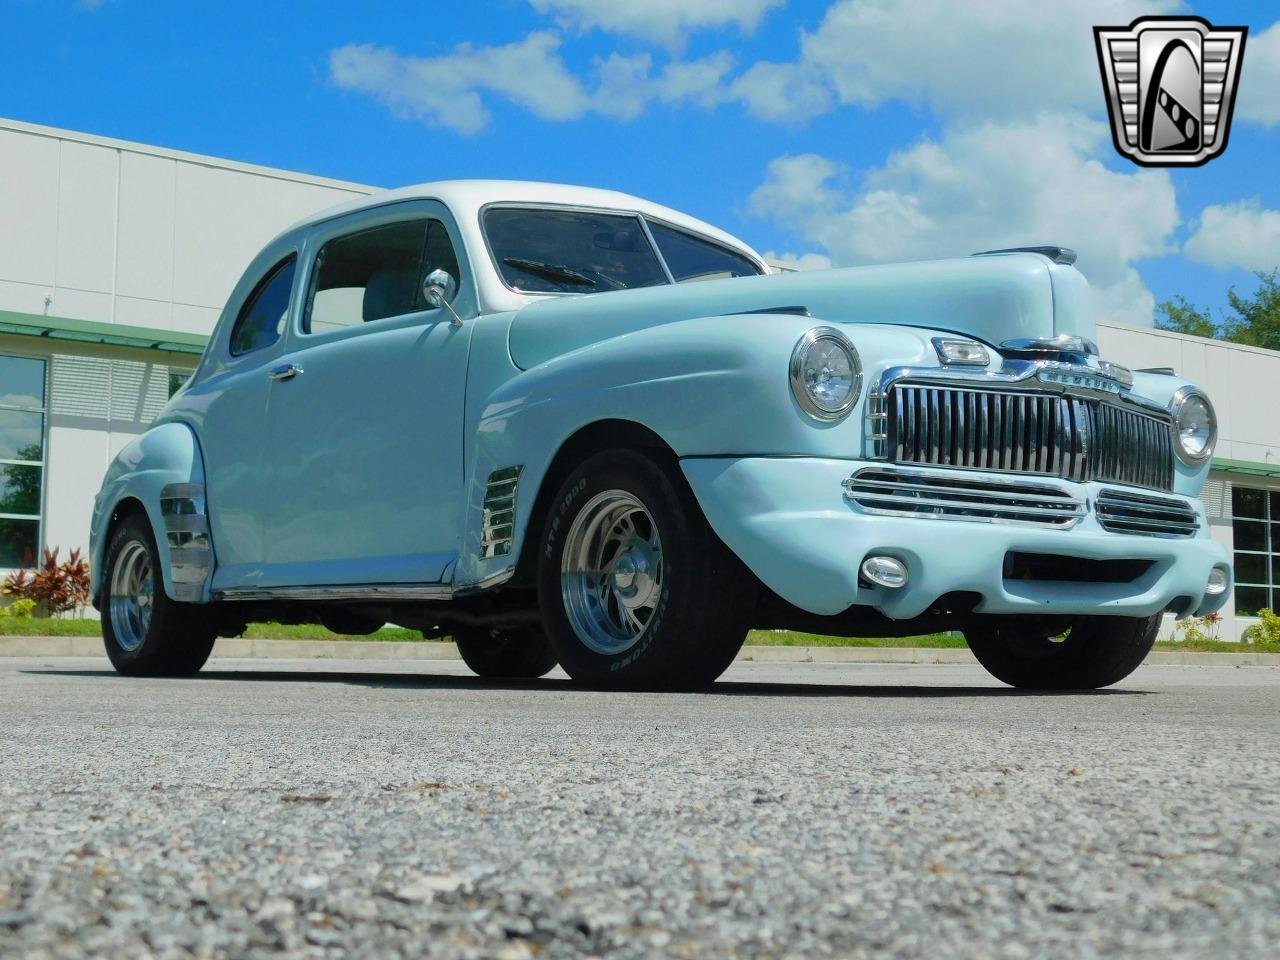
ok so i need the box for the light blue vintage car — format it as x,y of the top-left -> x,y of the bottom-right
89,180 -> 1230,689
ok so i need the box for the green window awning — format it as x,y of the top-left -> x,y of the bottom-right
0,309 -> 210,356
1212,457 -> 1280,479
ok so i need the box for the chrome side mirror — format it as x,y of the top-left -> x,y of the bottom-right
423,269 -> 463,326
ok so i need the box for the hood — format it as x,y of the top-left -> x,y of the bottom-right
508,252 -> 1093,370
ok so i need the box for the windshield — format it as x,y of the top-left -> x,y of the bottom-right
485,208 -> 670,293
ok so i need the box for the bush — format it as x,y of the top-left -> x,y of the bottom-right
0,597 -> 37,620
1174,612 -> 1223,644
1,548 -> 92,617
1241,609 -> 1280,647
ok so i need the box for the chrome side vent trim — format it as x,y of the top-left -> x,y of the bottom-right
159,483 -> 211,602
843,466 -> 1085,528
480,466 -> 521,559
867,389 -> 889,459
1096,489 -> 1198,538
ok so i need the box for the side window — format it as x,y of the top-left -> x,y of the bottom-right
304,219 -> 459,334
229,256 -> 296,357
647,222 -> 763,283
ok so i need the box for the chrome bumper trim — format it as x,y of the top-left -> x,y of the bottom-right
1096,488 -> 1199,538
842,466 -> 1085,528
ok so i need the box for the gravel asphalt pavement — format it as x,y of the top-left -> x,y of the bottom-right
0,656 -> 1276,959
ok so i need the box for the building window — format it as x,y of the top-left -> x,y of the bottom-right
168,370 -> 192,397
1232,485 -> 1280,616
0,354 -> 46,569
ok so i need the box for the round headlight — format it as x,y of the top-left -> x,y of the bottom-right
1169,387 -> 1217,465
790,327 -> 862,420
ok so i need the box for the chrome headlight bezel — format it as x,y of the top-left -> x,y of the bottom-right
789,326 -> 862,421
1169,386 -> 1217,466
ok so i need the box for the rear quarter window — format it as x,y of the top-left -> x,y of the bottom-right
229,256 -> 297,356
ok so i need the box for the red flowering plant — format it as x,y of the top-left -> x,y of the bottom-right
1,547 -> 93,617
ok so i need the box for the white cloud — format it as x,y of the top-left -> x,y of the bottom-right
592,50 -> 737,119
331,37 -> 734,134
763,251 -> 833,272
1237,20 -> 1280,127
733,0 -> 1180,123
1184,201 -> 1280,272
749,114 -> 1179,326
591,52 -> 655,121
331,33 -> 588,135
655,52 -> 737,108
529,0 -> 783,49
730,61 -> 834,125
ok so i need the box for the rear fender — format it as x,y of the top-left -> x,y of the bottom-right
90,421 -> 213,604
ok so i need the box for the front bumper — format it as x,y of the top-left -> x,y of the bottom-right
681,456 -> 1231,620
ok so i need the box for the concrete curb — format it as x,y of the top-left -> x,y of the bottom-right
2,636 -> 1279,666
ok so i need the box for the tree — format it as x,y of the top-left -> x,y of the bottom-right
1156,270 -> 1280,351
1155,295 -> 1219,339
1224,270 -> 1280,352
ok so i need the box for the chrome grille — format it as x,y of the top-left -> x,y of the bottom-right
842,467 -> 1085,527
884,383 -> 1174,491
1096,488 -> 1198,538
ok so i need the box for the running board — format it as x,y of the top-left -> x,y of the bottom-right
211,568 -> 514,603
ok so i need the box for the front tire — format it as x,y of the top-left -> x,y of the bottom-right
537,449 -> 755,691
453,626 -> 558,679
964,614 -> 1160,689
101,513 -> 216,676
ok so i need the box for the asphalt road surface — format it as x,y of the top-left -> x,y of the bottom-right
0,656 -> 1276,959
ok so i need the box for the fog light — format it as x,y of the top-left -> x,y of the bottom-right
861,556 -> 908,589
1206,568 -> 1229,596
932,337 -> 990,366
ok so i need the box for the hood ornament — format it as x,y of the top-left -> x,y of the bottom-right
999,335 -> 1100,358
973,246 -> 1077,265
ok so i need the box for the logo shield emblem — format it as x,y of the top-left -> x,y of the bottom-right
1094,16 -> 1247,167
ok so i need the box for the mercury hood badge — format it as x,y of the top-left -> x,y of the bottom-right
1094,16 -> 1247,167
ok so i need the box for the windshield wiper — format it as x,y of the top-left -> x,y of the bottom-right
502,257 -> 598,288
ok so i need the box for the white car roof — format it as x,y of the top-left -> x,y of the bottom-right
269,179 -> 770,317
278,179 -> 764,264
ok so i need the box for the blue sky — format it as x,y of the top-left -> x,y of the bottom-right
4,0 -> 1278,328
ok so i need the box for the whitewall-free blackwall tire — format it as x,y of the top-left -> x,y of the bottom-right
453,626 -> 558,679
964,614 -> 1160,689
536,449 -> 755,691
100,513 -> 216,676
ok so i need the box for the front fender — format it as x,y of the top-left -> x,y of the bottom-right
90,421 -> 213,604
456,313 -> 932,587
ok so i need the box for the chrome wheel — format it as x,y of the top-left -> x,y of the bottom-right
560,490 -> 664,655
109,540 -> 154,653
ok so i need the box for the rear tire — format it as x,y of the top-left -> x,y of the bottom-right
101,513 -> 216,676
964,614 -> 1160,689
536,448 -> 755,691
454,626 -> 557,679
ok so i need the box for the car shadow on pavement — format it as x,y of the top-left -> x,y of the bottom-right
22,668 -> 1149,698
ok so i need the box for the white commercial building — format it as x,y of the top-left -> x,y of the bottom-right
1,117 -> 1276,638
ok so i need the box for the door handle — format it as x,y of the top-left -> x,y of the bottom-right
267,363 -> 302,382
